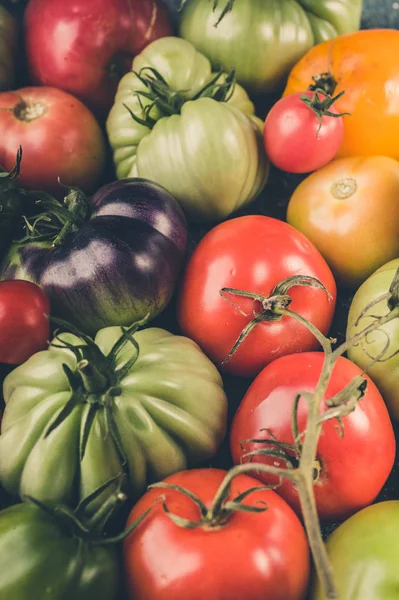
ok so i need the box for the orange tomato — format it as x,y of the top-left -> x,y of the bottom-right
286,156 -> 399,288
283,29 -> 399,160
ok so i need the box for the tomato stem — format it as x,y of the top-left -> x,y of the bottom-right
219,267 -> 399,598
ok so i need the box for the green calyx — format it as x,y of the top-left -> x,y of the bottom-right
18,183 -> 90,248
45,314 -> 150,462
149,478 -> 272,531
220,275 -> 332,365
300,88 -> 351,134
24,473 -> 153,545
124,66 -> 236,129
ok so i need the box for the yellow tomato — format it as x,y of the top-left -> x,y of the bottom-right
287,156 -> 399,287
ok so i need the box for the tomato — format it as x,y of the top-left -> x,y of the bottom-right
0,325 -> 227,509
1,179 -> 187,335
264,91 -> 344,173
0,280 -> 50,365
106,36 -> 269,222
123,468 -> 310,600
287,156 -> 399,287
178,215 -> 336,378
0,499 -> 120,599
311,501 -> 399,600
178,0 -> 362,95
0,5 -> 17,92
347,259 -> 399,420
230,352 -> 396,522
283,29 -> 399,160
0,86 -> 106,194
24,0 -> 172,117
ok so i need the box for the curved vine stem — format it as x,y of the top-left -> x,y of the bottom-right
214,269 -> 399,599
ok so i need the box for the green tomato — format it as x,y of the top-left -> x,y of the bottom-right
179,0 -> 362,95
0,325 -> 227,510
106,36 -> 269,222
311,501 -> 399,600
0,500 -> 120,599
347,259 -> 399,420
0,6 -> 17,92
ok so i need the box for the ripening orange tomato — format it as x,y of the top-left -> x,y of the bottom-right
286,156 -> 399,287
283,29 -> 399,160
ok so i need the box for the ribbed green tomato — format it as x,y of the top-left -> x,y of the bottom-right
0,6 -> 17,92
0,501 -> 120,600
347,259 -> 399,420
179,0 -> 362,95
0,325 -> 227,510
106,36 -> 269,222
311,501 -> 399,600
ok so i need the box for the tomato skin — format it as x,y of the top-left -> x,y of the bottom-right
178,215 -> 336,378
283,29 -> 399,160
264,92 -> 344,174
347,258 -> 399,419
0,86 -> 106,194
287,156 -> 399,287
230,353 -> 396,522
311,500 -> 399,600
0,280 -> 50,364
24,0 -> 172,117
124,468 -> 310,600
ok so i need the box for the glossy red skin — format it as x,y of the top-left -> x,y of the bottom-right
24,0 -> 173,117
230,353 -> 396,522
264,92 -> 344,174
178,215 -> 336,378
0,86 -> 106,194
124,468 -> 310,600
0,280 -> 50,364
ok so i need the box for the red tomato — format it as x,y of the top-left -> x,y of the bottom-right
24,0 -> 172,117
178,215 -> 336,378
0,280 -> 50,364
264,91 -> 345,173
0,87 -> 106,194
230,353 -> 396,522
124,468 -> 310,600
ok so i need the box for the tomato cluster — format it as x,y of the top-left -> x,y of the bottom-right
0,2 -> 398,600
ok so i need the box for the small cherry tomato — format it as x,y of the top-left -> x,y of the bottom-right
264,91 -> 345,173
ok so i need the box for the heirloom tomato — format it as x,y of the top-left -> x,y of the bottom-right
0,493 -> 124,600
107,37 -> 269,222
284,29 -> 399,160
25,0 -> 172,117
0,325 -> 227,509
311,501 -> 399,600
1,179 -> 187,334
0,86 -> 105,194
124,468 -> 310,600
178,215 -> 336,378
347,259 -> 399,419
287,156 -> 399,287
230,352 -> 396,521
179,0 -> 362,95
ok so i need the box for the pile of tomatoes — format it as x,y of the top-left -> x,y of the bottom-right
0,1 -> 399,600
